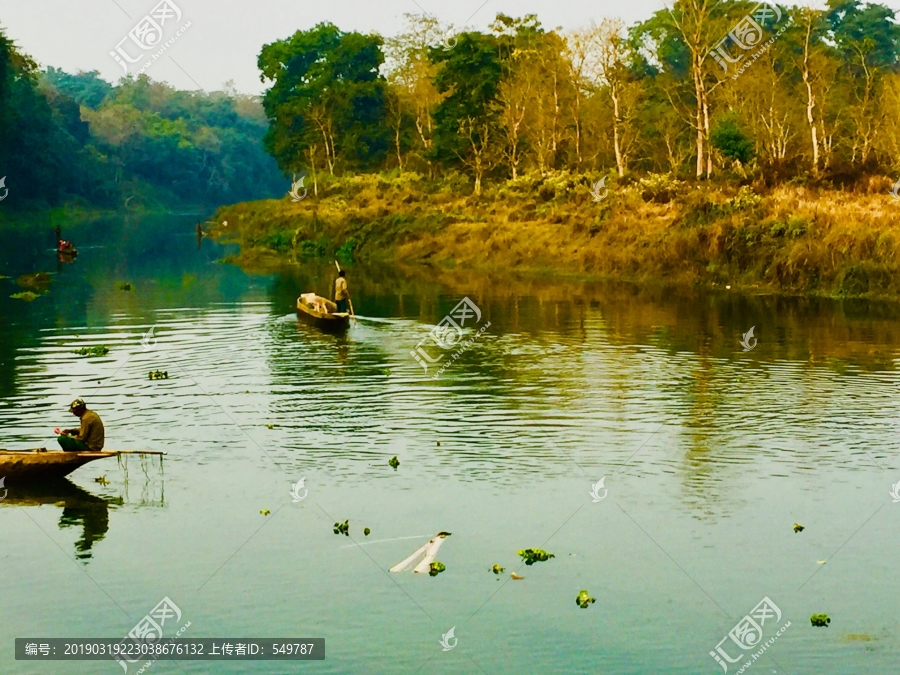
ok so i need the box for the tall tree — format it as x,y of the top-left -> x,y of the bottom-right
384,14 -> 448,175
258,23 -> 390,176
430,31 -> 503,191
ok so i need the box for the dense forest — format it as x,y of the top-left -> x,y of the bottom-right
0,28 -> 284,213
259,0 -> 900,193
2,0 -> 899,218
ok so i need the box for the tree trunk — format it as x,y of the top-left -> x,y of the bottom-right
801,21 -> 819,176
611,87 -> 625,177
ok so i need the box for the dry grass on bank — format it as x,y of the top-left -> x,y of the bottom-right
213,172 -> 900,298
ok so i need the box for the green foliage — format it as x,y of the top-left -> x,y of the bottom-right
258,231 -> 295,252
333,519 -> 349,535
388,455 -> 400,469
298,238 -> 328,258
258,23 -> 390,173
490,564 -> 505,574
836,263 -> 870,296
826,0 -> 900,70
428,561 -> 446,576
0,28 -> 284,213
517,548 -> 555,565
638,173 -> 684,203
335,239 -> 358,262
429,31 -> 503,167
810,613 -> 830,627
10,291 -> 42,301
575,590 -> 596,608
42,67 -> 112,108
730,186 -> 762,210
711,114 -> 755,165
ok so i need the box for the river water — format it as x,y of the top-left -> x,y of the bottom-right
1,214 -> 899,674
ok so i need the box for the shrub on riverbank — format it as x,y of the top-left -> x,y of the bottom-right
212,172 -> 900,299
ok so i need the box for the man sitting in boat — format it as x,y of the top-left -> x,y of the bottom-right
55,398 -> 105,452
334,270 -> 349,313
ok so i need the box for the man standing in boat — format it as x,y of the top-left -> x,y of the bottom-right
55,398 -> 105,452
334,270 -> 350,314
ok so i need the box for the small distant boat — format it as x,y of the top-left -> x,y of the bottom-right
296,293 -> 350,331
57,240 -> 78,259
0,449 -> 164,481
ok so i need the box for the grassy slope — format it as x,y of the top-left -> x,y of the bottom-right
211,172 -> 900,298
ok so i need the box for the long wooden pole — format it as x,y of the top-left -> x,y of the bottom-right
334,260 -> 356,320
113,450 -> 168,456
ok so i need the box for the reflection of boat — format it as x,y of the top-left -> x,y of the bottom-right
0,449 -> 163,481
296,293 -> 350,332
1,478 -> 118,561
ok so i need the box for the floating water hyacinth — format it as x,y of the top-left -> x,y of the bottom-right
575,590 -> 596,609
518,548 -> 555,565
364,527 -> 371,536
75,346 -> 110,357
333,519 -> 349,536
793,523 -> 805,533
10,291 -> 42,301
118,282 -> 133,291
810,613 -> 830,627
388,456 -> 399,469
490,564 -> 504,574
260,509 -> 271,516
149,370 -> 168,380
94,475 -> 109,485
429,561 -> 446,577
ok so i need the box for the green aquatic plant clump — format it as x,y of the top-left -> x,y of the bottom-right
118,282 -> 133,291
10,291 -> 42,301
429,561 -> 446,577
810,613 -> 830,627
333,519 -> 349,536
518,548 -> 555,565
490,564 -> 504,574
149,370 -> 169,380
388,456 -> 399,469
575,590 -> 596,609
74,346 -> 110,357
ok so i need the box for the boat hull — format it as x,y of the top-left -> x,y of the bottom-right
0,450 -> 117,481
296,295 -> 350,332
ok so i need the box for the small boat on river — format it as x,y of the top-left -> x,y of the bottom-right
296,293 -> 350,331
57,240 -> 77,256
0,449 -> 164,481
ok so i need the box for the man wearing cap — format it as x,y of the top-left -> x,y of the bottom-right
55,398 -> 105,452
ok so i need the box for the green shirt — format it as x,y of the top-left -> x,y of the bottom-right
73,410 -> 105,451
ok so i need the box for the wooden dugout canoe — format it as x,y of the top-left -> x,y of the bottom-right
296,293 -> 350,331
0,449 -> 163,481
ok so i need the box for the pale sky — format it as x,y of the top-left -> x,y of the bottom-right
0,0 -> 895,95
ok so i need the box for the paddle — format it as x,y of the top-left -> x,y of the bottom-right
334,260 -> 357,321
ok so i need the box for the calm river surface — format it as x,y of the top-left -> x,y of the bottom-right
1,215 -> 899,674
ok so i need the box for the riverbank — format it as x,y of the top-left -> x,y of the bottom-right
211,172 -> 900,299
